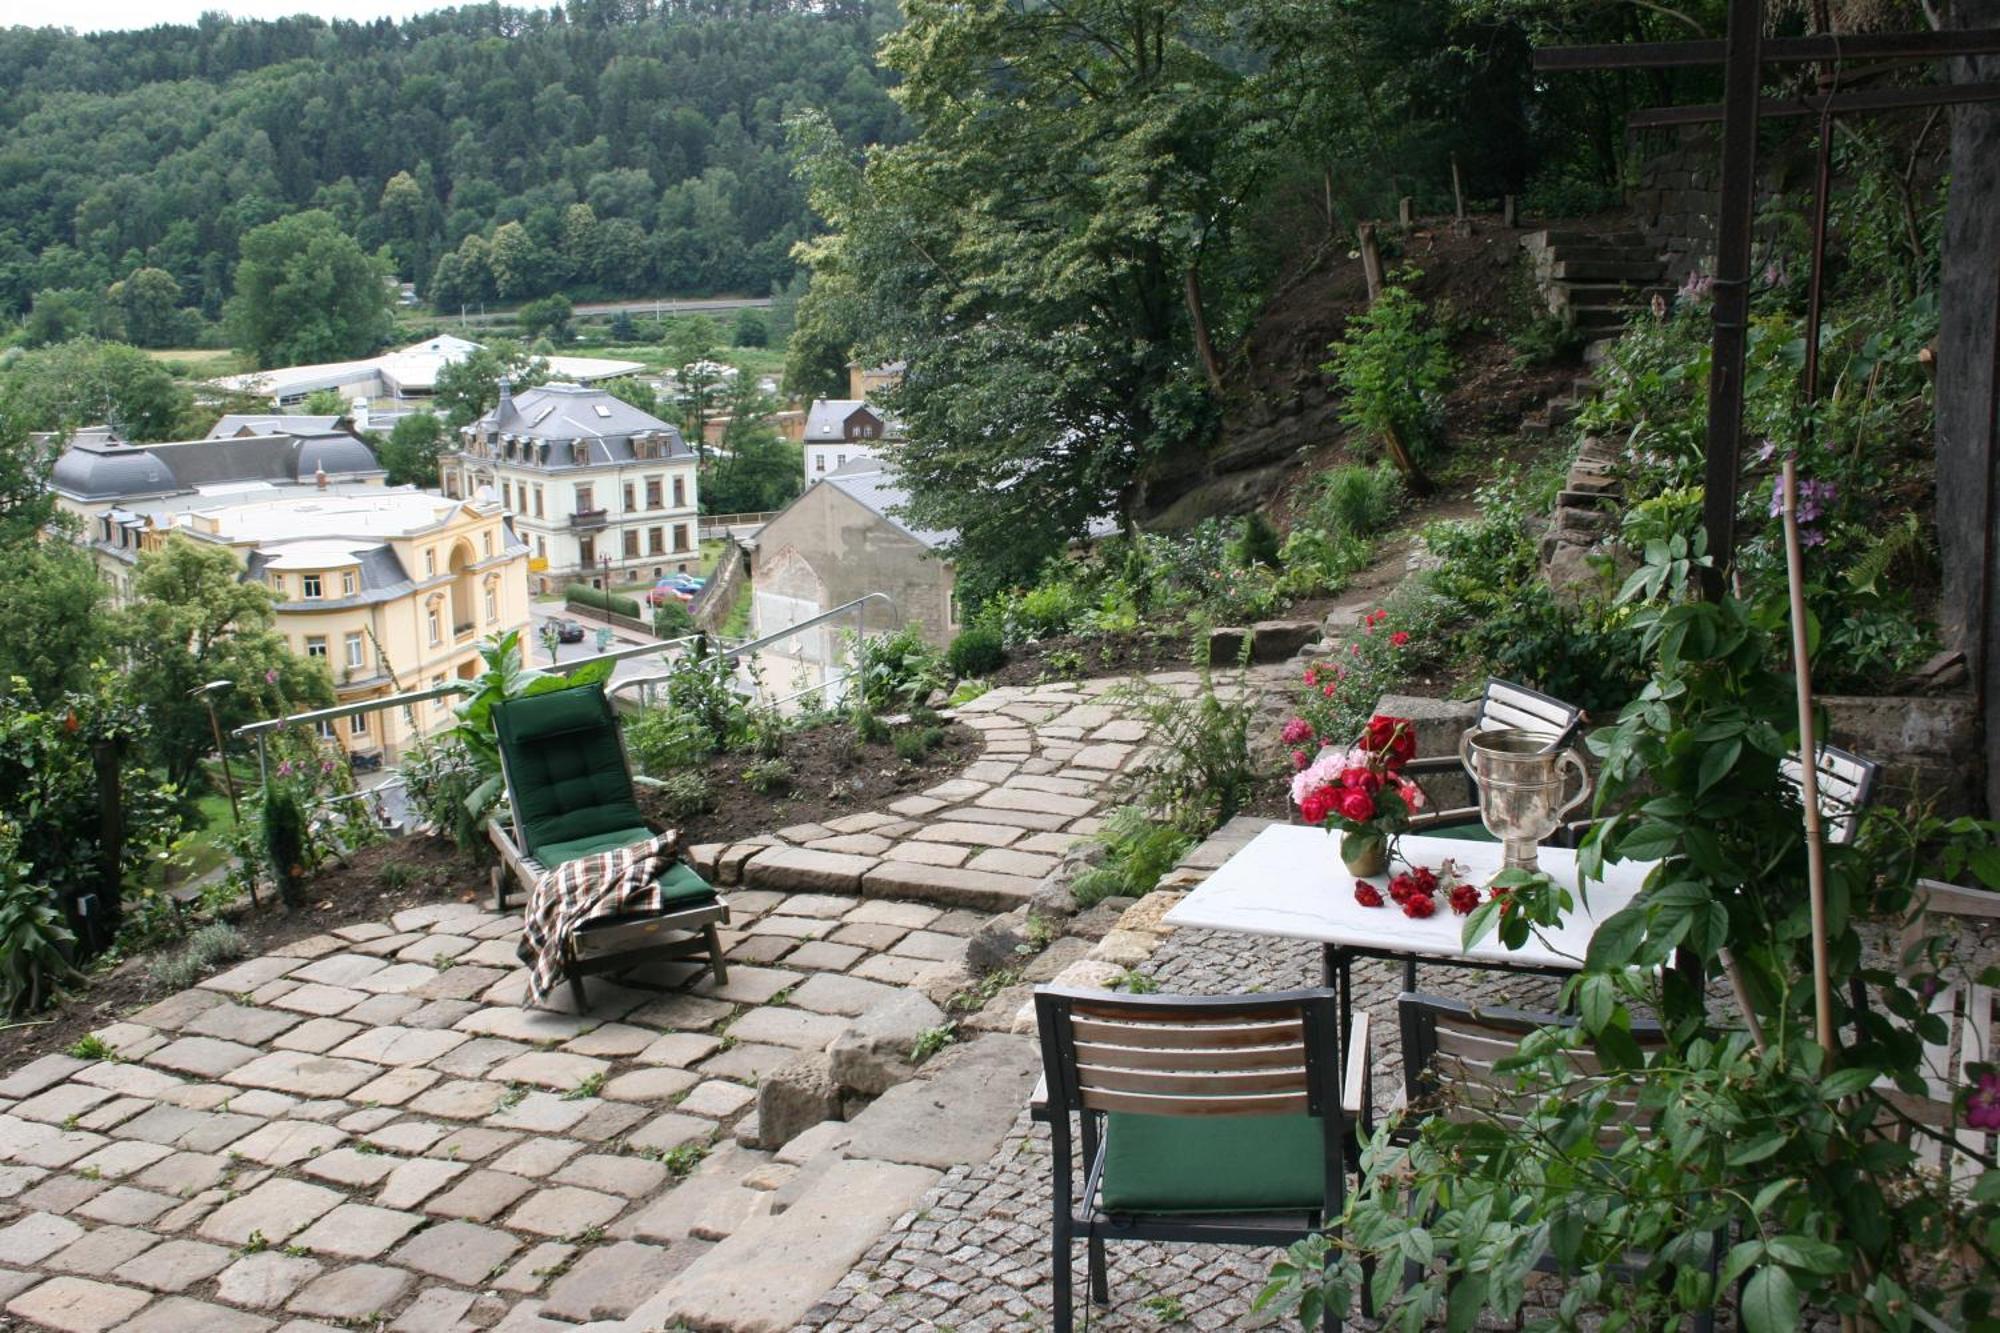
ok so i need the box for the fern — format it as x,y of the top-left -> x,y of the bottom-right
1844,512 -> 1924,596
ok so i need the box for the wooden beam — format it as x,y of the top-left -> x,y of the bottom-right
1628,81 -> 2000,126
1535,28 -> 2000,71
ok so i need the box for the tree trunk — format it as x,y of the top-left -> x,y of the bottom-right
1184,267 -> 1224,396
1935,0 -> 2000,817
1381,423 -> 1434,497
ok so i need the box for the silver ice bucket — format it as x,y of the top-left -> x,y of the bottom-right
1458,727 -> 1591,873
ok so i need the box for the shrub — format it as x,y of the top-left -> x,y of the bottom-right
741,758 -> 792,794
401,736 -> 485,850
652,599 -> 694,638
1068,806 -> 1195,907
948,679 -> 991,707
1232,513 -> 1282,569
1308,462 -> 1404,539
0,820 -> 81,1017
851,705 -> 891,746
1112,655 -> 1259,836
662,650 -> 748,750
260,785 -> 308,909
565,584 -> 642,619
145,922 -> 245,994
892,726 -> 945,763
625,705 -> 716,775
1323,282 -> 1452,480
855,625 -> 947,712
947,627 -> 1006,678
649,771 -> 714,821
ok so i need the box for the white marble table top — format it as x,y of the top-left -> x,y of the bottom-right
1163,824 -> 1654,972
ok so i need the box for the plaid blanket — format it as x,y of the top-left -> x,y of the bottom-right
517,830 -> 683,1004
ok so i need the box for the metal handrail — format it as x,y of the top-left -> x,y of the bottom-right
231,593 -> 899,781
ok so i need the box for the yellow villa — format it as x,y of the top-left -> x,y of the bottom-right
128,490 -> 530,760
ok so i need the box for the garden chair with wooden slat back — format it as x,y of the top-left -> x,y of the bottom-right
1779,741 -> 1882,847
1029,985 -> 1370,1333
1373,992 -> 1720,1330
1871,878 -> 2000,1187
487,683 -> 727,1009
1399,679 -> 1586,842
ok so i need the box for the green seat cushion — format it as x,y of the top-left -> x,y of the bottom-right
1098,1112 -> 1328,1213
533,825 -> 715,903
493,687 -> 647,862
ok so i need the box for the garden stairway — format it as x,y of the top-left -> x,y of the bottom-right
1520,227 -> 1671,337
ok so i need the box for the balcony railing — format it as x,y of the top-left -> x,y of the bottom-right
569,508 -> 609,530
453,622 -> 475,641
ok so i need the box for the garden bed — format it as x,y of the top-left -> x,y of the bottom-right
641,719 -> 982,845
0,836 -> 478,1072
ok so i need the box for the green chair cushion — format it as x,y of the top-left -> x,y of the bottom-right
533,827 -> 717,910
1099,1111 -> 1327,1213
493,687 -> 648,861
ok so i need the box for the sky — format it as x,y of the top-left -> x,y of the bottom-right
16,1 -> 464,32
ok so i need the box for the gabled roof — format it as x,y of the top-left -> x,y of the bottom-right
819,461 -> 954,550
804,398 -> 901,442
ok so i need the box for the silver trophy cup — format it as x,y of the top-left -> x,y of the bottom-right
1457,727 -> 1592,873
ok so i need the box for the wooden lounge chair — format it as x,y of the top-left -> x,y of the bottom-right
487,684 -> 727,1007
1401,678 -> 1586,839
1372,992 -> 1716,1330
1029,986 -> 1367,1333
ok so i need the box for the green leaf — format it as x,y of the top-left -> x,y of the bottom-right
1578,973 -> 1615,1034
1741,1266 -> 1801,1333
1586,908 -> 1647,971
1764,1236 -> 1845,1275
1726,1131 -> 1787,1167
1819,1067 -> 1876,1100
1696,737 -> 1742,795
1614,823 -> 1680,862
1968,846 -> 2000,889
1720,1241 -> 1766,1291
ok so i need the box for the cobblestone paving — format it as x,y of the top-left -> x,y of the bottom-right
803,883 -> 1570,1331
686,671 -> 1292,915
0,890 -> 991,1331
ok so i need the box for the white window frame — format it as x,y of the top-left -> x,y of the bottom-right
340,570 -> 357,596
304,635 -> 328,659
302,573 -> 322,599
344,632 -> 365,669
349,712 -> 369,737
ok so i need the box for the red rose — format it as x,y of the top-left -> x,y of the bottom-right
1341,766 -> 1384,794
1408,866 -> 1439,895
1360,715 -> 1417,767
1299,790 -> 1334,825
1354,882 -> 1384,908
1390,630 -> 1410,647
1402,892 -> 1436,919
1448,883 -> 1480,916
1335,788 -> 1377,822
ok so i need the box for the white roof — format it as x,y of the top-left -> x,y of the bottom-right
212,336 -> 644,401
186,491 -> 470,546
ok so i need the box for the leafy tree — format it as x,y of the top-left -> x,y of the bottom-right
487,222 -> 549,302
608,310 -> 638,343
604,377 -> 660,417
789,0 -> 1285,583
302,388 -> 347,417
117,533 -> 332,791
0,537 -> 114,703
705,372 -> 802,513
518,293 -> 574,343
108,267 -> 183,348
431,340 -> 549,428
732,307 -> 769,348
377,410 -> 446,487
0,338 -> 191,442
0,412 -> 56,551
226,210 -> 394,369
23,288 -> 104,347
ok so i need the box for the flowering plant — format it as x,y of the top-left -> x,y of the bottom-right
1288,713 -> 1423,867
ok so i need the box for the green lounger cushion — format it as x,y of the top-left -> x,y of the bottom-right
1098,1111 -> 1327,1213
493,687 -> 648,861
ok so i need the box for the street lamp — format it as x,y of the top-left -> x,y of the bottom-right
190,679 -> 241,828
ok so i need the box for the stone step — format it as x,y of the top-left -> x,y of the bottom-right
1551,257 -> 1667,282
1545,243 -> 1660,265
1534,228 -> 1649,248
1556,281 -> 1673,309
1572,307 -> 1635,333
619,1157 -> 942,1333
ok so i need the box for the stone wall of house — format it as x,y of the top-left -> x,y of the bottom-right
1821,694 -> 1982,819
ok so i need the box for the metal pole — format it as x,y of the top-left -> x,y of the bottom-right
1699,0 -> 1767,598
204,700 -> 242,828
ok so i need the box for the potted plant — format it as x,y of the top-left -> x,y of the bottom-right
1287,714 -> 1424,876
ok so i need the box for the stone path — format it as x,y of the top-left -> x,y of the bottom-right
684,670 -> 1292,915
0,669 -> 1314,1333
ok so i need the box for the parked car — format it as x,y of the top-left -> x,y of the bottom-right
666,573 -> 706,594
553,618 -> 585,643
646,585 -> 694,607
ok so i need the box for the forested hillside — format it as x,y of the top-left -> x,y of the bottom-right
0,1 -> 904,338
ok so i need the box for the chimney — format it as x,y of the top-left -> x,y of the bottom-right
315,462 -> 328,490
496,376 -> 514,419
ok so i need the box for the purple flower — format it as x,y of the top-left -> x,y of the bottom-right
276,760 -> 294,778
1757,439 -> 1778,463
1679,271 -> 1715,302
264,669 -> 279,684
1968,1071 -> 2000,1131
1762,259 -> 1788,287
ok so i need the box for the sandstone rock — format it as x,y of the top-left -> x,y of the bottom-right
827,991 -> 949,1098
963,907 -> 1031,977
754,1053 -> 841,1152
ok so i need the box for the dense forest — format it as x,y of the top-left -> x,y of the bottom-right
0,1 -> 904,340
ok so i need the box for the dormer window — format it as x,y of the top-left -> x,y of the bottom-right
341,570 -> 357,596
424,549 -> 436,577
302,574 -> 322,599
572,442 -> 589,465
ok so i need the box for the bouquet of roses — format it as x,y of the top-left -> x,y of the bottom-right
1287,714 -> 1424,873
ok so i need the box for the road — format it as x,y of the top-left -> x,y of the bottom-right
528,606 -> 690,700
448,295 -> 774,327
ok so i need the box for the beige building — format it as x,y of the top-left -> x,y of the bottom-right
750,461 -> 957,704
123,491 -> 529,760
445,381 -> 701,594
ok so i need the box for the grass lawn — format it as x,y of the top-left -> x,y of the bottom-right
147,348 -> 243,379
